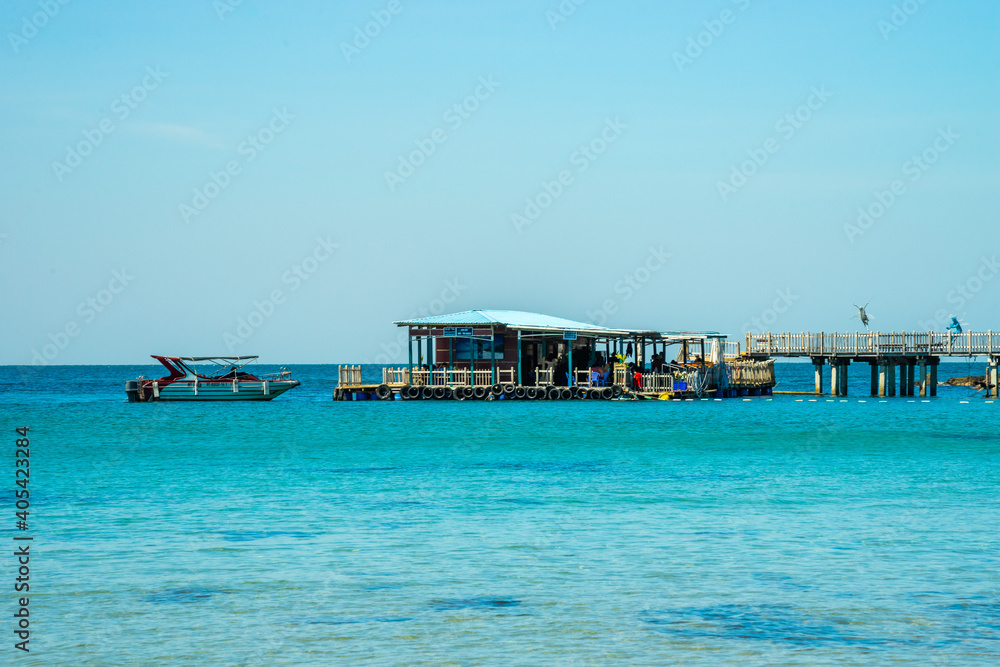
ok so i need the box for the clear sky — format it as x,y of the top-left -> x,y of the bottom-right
2,0 -> 998,364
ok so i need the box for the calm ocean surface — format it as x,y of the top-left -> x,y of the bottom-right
2,362 -> 998,665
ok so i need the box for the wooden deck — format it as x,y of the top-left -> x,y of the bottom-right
737,331 -> 1000,398
743,331 -> 1000,359
333,360 -> 776,401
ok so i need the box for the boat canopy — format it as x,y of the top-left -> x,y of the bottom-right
152,355 -> 260,374
176,356 -> 259,362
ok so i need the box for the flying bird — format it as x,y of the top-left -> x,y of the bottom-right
853,302 -> 872,331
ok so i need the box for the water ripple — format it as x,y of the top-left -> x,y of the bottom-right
639,604 -> 885,646
429,597 -> 521,611
145,587 -> 225,604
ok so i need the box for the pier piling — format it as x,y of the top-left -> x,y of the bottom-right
829,360 -> 849,396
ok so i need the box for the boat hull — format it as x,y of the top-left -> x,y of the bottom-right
127,380 -> 300,402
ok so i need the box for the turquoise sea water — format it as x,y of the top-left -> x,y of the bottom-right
2,362 -> 998,665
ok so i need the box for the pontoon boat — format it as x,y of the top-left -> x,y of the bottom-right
125,356 -> 299,402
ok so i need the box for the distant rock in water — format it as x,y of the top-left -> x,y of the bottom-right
942,375 -> 986,389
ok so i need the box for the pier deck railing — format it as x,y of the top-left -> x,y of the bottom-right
639,372 -> 675,393
573,369 -> 612,387
447,370 -> 470,386
746,331 -> 997,358
726,359 -> 776,387
343,361 -> 778,395
382,367 -> 409,385
339,365 -> 363,386
377,366 -> 517,387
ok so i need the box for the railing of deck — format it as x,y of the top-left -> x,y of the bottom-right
447,369 -> 470,386
380,367 -> 516,386
536,368 -> 554,386
339,365 -> 362,386
725,359 -> 775,387
746,331 -> 998,357
723,341 -> 742,360
573,369 -> 612,387
382,367 -> 409,385
639,372 -> 674,393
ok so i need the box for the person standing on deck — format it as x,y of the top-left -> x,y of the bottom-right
554,354 -> 569,386
946,315 -> 963,339
541,354 -> 556,371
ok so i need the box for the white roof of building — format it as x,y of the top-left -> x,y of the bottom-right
395,309 -> 724,340
395,309 -> 608,331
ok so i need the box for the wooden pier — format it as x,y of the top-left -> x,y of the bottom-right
334,315 -> 999,401
334,358 -> 776,402
334,309 -> 777,402
740,331 -> 1000,398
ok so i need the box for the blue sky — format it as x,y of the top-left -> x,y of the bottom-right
2,0 -> 998,364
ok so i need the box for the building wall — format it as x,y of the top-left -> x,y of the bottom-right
425,327 -> 518,373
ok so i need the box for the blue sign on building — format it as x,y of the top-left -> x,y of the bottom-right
444,327 -> 474,337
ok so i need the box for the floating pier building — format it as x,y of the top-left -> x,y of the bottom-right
335,310 -> 775,401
